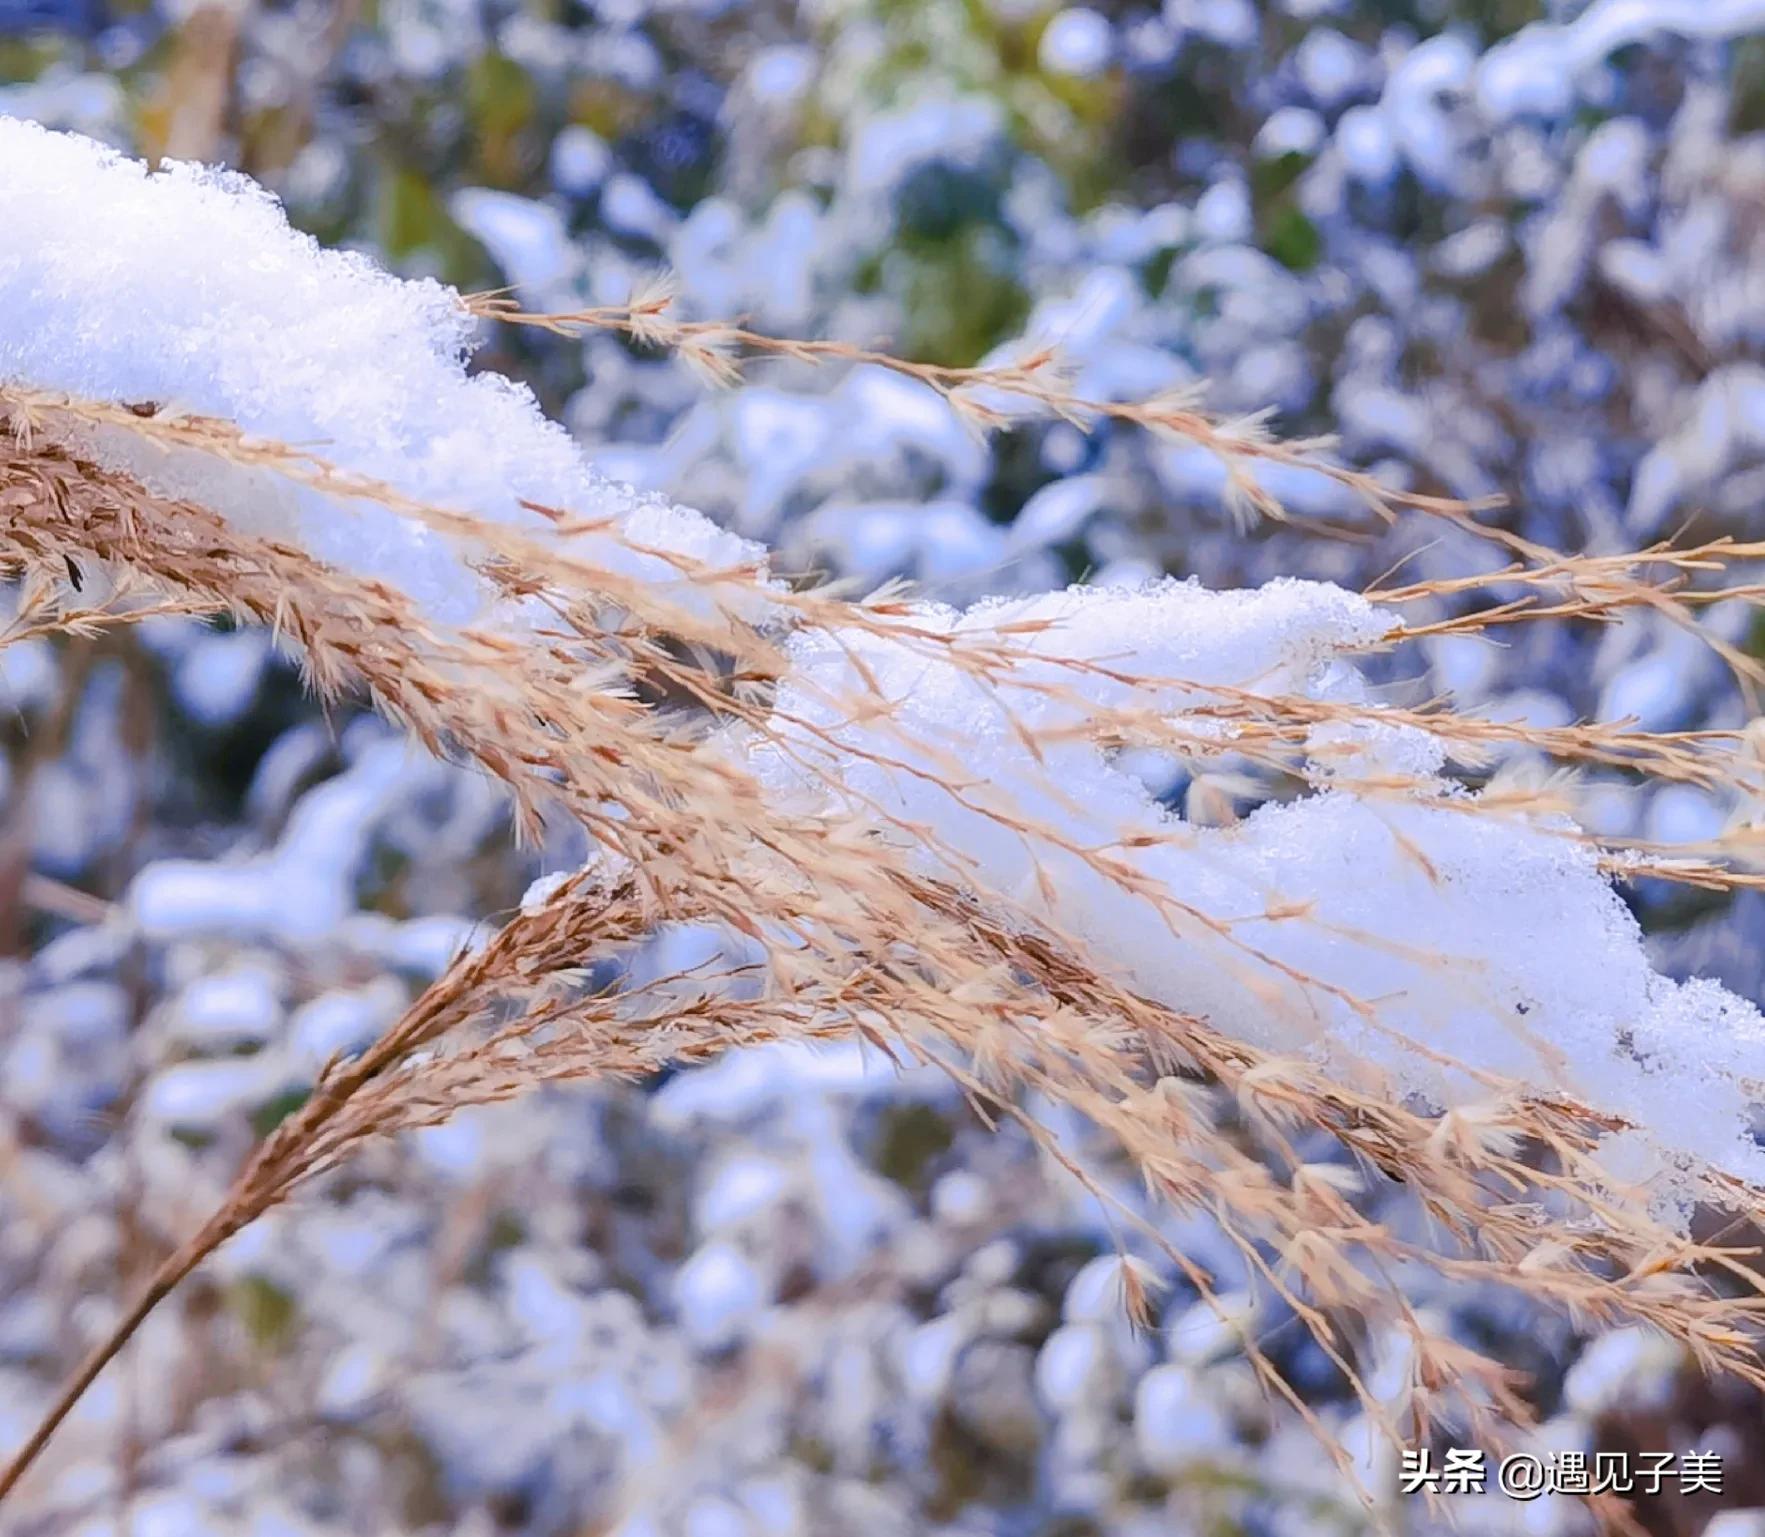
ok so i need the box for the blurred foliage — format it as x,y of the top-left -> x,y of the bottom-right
229,1272 -> 300,1350
1252,150 -> 1322,272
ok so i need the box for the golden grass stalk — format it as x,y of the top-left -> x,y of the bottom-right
4,328 -> 1765,1527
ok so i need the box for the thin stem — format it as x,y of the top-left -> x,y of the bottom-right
0,896 -> 581,1508
0,1218 -> 231,1505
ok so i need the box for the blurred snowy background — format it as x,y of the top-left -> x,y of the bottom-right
7,1 -> 1765,1533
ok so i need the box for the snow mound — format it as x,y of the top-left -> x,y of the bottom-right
0,117 -> 762,627
745,577 -> 1765,1201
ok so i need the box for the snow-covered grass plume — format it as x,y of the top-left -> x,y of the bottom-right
9,116 -> 1765,1509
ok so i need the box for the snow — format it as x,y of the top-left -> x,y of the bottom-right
1008,476 -> 1109,553
0,633 -> 58,714
898,1315 -> 966,1404
1164,1292 -> 1257,1367
1039,9 -> 1114,78
549,125 -> 611,196
651,1040 -> 935,1130
173,629 -> 271,728
929,1169 -> 991,1226
1193,180 -> 1253,245
1035,1324 -> 1116,1412
0,117 -> 764,630
141,1056 -> 295,1132
1596,626 -> 1715,733
695,1155 -> 793,1234
673,1240 -> 767,1350
1168,0 -> 1257,49
13,119 -> 1765,1222
1133,1364 -> 1234,1474
316,1343 -> 388,1420
381,914 -> 479,976
411,1114 -> 487,1178
1063,1255 -> 1136,1326
803,498 -> 1005,588
169,966 -> 284,1049
1628,365 -> 1765,535
1562,1326 -> 1683,1416
287,982 -> 404,1071
602,172 -> 678,244
744,577 -> 1765,1197
11,6 -> 1765,1525
1380,35 -> 1475,192
845,96 -> 1003,202
128,733 -> 418,943
744,46 -> 815,107
683,1497 -> 753,1537
1335,105 -> 1399,185
1254,107 -> 1326,161
450,187 -> 578,304
1478,0 -> 1765,124
1295,28 -> 1368,108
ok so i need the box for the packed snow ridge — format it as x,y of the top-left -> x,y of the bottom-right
6,119 -> 1765,1211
